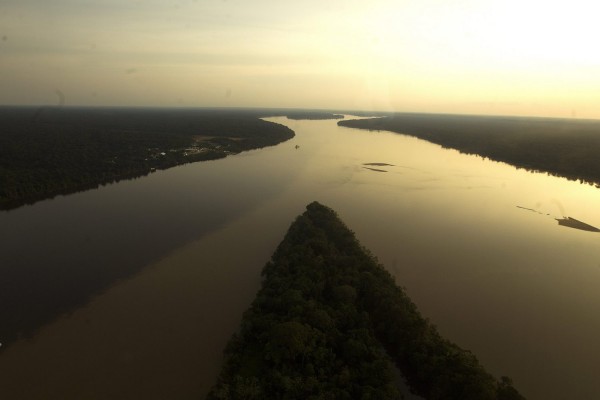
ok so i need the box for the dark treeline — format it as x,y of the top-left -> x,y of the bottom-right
339,113 -> 600,187
0,107 -> 294,210
208,202 -> 524,400
285,112 -> 344,120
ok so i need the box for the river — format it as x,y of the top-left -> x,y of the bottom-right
0,116 -> 599,399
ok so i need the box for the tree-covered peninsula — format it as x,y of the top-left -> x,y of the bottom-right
207,202 -> 525,400
339,114 -> 600,187
0,107 -> 294,210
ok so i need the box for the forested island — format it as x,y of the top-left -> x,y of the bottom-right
0,107 -> 294,210
208,202 -> 524,400
339,114 -> 600,187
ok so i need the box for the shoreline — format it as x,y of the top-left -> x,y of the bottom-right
0,108 -> 295,211
339,114 -> 600,188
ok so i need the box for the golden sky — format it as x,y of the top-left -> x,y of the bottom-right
1,0 -> 599,118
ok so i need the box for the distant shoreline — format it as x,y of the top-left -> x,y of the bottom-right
339,114 -> 600,188
285,112 -> 344,120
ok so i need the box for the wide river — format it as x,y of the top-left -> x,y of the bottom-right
1,116 -> 599,399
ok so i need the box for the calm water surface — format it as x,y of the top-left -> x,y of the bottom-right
1,116 -> 599,399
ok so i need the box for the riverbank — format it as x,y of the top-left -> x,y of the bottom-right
0,107 -> 295,210
339,114 -> 600,187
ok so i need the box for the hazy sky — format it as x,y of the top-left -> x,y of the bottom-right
1,0 -> 599,118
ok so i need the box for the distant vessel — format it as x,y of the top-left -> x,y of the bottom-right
555,217 -> 600,232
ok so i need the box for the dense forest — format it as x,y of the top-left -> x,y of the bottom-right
339,114 -> 600,187
0,107 -> 294,210
284,112 -> 344,120
207,202 -> 525,400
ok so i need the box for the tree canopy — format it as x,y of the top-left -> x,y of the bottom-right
208,202 -> 525,400
0,107 -> 294,210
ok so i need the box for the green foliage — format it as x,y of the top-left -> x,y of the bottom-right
339,114 -> 600,188
208,202 -> 525,399
0,107 -> 294,210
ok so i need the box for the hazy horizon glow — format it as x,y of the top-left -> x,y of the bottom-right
1,0 -> 599,118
